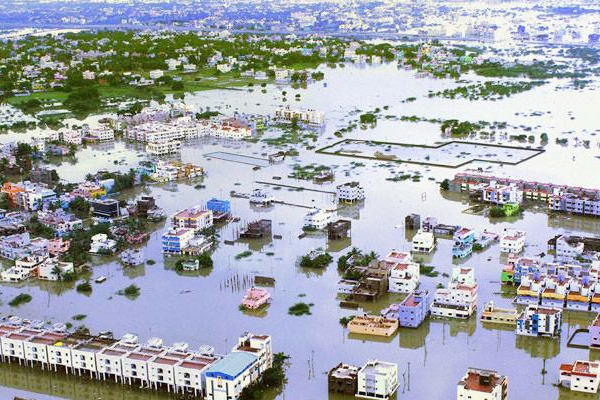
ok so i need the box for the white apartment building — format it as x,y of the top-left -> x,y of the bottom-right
147,140 -> 182,156
356,360 -> 399,400
457,368 -> 508,400
412,229 -> 435,253
482,181 -> 523,205
336,182 -> 365,203
500,229 -> 526,253
386,251 -> 420,294
37,259 -> 74,281
274,106 -> 325,125
304,208 -> 335,230
1,255 -> 46,282
431,267 -> 478,319
560,360 -> 600,393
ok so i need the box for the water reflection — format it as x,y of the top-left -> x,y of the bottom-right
515,335 -> 560,359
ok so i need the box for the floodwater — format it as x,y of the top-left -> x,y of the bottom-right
0,59 -> 600,400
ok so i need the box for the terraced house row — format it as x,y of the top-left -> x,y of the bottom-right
0,317 -> 272,400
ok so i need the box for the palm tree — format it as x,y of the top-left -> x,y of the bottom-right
51,265 -> 63,281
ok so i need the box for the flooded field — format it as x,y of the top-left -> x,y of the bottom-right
0,61 -> 599,400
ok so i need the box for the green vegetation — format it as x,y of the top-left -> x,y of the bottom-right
419,265 -> 439,277
288,302 -> 313,316
240,353 -> 290,400
72,314 -> 87,321
63,223 -> 111,266
76,281 -> 93,294
359,113 -> 377,124
235,250 -> 253,260
288,164 -> 331,180
428,81 -> 545,101
440,179 -> 450,191
299,252 -> 333,269
339,316 -> 354,327
119,284 -> 141,299
9,293 -> 32,307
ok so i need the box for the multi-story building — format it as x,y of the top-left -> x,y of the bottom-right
398,290 -> 431,328
482,181 -> 523,205
452,228 -> 475,259
457,367 -> 508,400
172,207 -> 213,233
500,229 -> 526,253
274,106 -> 325,125
550,192 -> 600,217
89,234 -> 117,254
386,251 -> 420,294
347,316 -> 398,337
90,198 -> 121,219
516,305 -> 562,338
336,182 -> 365,203
162,228 -> 195,255
328,363 -> 358,395
431,267 -> 478,319
560,360 -> 600,393
146,140 -> 181,156
412,229 -> 436,253
303,208 -> 335,230
356,360 -> 398,400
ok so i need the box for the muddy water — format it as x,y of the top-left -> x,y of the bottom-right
0,61 -> 599,400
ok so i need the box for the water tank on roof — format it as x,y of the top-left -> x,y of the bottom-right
198,345 -> 215,356
121,333 -> 139,344
147,337 -> 163,348
172,342 -> 188,352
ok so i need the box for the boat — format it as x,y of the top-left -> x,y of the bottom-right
95,275 -> 107,283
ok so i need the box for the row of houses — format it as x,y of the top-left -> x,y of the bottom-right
0,255 -> 74,282
0,317 -> 272,400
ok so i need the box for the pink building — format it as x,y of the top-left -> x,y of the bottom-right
48,238 -> 71,256
241,287 -> 271,310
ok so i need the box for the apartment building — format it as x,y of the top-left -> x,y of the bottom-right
457,367 -> 508,400
336,182 -> 365,203
147,140 -> 182,156
386,251 -> 420,294
516,305 -> 562,338
347,316 -> 398,337
412,229 -> 435,253
356,360 -> 398,400
500,229 -> 526,253
560,360 -> 600,393
162,228 -> 195,255
172,207 -> 214,233
304,208 -> 335,230
398,290 -> 431,328
431,267 -> 478,319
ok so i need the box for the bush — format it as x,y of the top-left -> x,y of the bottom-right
120,284 -> 140,299
489,206 -> 506,218
76,281 -> 93,293
299,253 -> 332,269
9,293 -> 32,307
288,302 -> 312,316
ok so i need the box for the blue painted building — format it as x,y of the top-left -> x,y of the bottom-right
452,228 -> 475,258
399,290 -> 431,328
204,351 -> 259,400
206,198 -> 231,215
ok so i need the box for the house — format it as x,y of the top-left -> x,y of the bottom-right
338,279 -> 360,295
500,229 -> 526,253
398,290 -> 431,328
482,180 -> 523,205
274,106 -> 324,126
457,367 -> 508,400
249,189 -> 274,207
356,360 -> 398,400
516,305 -> 562,338
206,199 -> 231,217
304,208 -> 335,230
336,182 -> 365,203
1,255 -> 46,282
172,207 -> 213,233
387,251 -> 420,294
37,259 -> 74,281
82,70 -> 95,80
554,235 -> 585,262
431,267 -> 478,319
89,234 -> 117,254
120,249 -> 145,266
347,315 -> 398,337
480,301 -> 517,325
90,198 -> 120,219
328,363 -> 358,395
241,288 -> 271,310
328,219 -> 351,240
149,70 -> 163,79
162,228 -> 195,255
204,351 -> 258,400
560,360 -> 600,393
452,228 -> 475,258
412,229 -> 435,253
48,238 -> 71,256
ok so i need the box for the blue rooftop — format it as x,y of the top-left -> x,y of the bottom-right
205,351 -> 258,380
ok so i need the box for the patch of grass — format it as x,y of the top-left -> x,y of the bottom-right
235,250 -> 253,260
420,265 -> 439,277
72,314 -> 87,321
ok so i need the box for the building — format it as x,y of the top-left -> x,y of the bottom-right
1,255 -> 46,282
560,360 -> 600,393
120,249 -> 145,266
147,140 -> 181,156
172,207 -> 213,233
90,199 -> 120,219
457,368 -> 508,400
336,182 -> 365,203
249,189 -> 274,207
162,228 -> 195,255
303,208 -> 335,230
241,288 -> 271,310
398,290 -> 431,328
452,228 -> 475,259
206,199 -> 231,217
431,267 -> 478,319
500,229 -> 526,253
37,258 -> 74,281
136,196 -> 157,218
327,219 -> 351,240
480,301 -> 517,325
386,251 -> 420,294
356,360 -> 398,400
274,106 -> 324,126
553,235 -> 586,262
347,316 -> 398,337
516,305 -> 562,338
482,181 -> 523,205
412,229 -> 435,253
89,234 -> 117,254
328,363 -> 358,395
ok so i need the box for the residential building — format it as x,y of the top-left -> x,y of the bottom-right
241,288 -> 271,310
147,140 -> 181,156
37,258 -> 74,281
516,305 -> 562,338
398,290 -> 431,328
412,229 -> 435,253
457,367 -> 508,400
386,251 -> 420,294
206,199 -> 231,216
482,181 -> 523,205
162,228 -> 195,255
560,360 -> 600,393
48,238 -> 71,256
356,360 -> 398,400
274,106 -> 324,126
328,363 -> 358,395
304,208 -> 335,230
431,267 -> 478,319
172,207 -> 213,233
347,316 -> 398,337
1,255 -> 46,282
480,301 -> 517,325
336,182 -> 365,203
90,199 -> 120,219
89,234 -> 117,254
500,229 -> 526,254
452,228 -> 475,259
